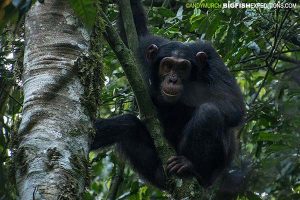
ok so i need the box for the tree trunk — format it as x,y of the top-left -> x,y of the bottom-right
15,1 -> 93,199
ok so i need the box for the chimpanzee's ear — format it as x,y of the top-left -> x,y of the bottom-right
195,51 -> 208,65
146,44 -> 159,62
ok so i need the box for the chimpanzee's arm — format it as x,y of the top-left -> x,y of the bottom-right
167,103 -> 235,187
91,114 -> 139,149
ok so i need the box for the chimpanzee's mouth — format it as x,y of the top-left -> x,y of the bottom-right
162,89 -> 179,97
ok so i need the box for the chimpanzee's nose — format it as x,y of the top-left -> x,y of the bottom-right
168,75 -> 177,83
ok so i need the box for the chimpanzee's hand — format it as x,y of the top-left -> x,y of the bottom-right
167,156 -> 194,177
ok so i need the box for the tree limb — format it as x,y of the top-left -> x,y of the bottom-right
99,2 -> 203,199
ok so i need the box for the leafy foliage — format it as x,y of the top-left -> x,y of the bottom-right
0,28 -> 23,200
0,0 -> 35,31
68,0 -> 96,31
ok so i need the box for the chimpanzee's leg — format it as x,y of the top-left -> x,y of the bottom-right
167,103 -> 235,187
91,114 -> 166,189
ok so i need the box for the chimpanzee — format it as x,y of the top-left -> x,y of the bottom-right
91,0 -> 245,189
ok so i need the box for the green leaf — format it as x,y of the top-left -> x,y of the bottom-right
176,6 -> 183,20
0,4 -> 18,32
157,7 -> 174,18
244,191 -> 263,200
266,144 -> 291,154
257,132 -> 282,142
68,0 -> 96,31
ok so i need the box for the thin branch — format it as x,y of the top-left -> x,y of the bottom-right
99,2 -> 176,187
250,69 -> 270,106
239,54 -> 266,64
266,10 -> 291,72
231,65 -> 266,72
7,92 -> 23,107
277,55 -> 300,64
274,65 -> 300,75
107,162 -> 125,200
239,48 -> 300,64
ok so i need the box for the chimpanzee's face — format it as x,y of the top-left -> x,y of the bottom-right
146,43 -> 208,103
158,56 -> 191,103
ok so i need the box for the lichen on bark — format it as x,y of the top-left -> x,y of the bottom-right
15,1 -> 95,199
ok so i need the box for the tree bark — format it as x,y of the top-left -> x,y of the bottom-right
15,1 -> 93,199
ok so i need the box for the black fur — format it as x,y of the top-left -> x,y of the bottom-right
92,0 -> 245,189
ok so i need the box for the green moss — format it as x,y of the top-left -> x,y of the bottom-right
45,147 -> 62,170
76,3 -> 105,119
13,40 -> 24,82
76,48 -> 102,119
57,169 -> 78,200
14,147 -> 27,176
70,152 -> 90,188
67,125 -> 94,138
